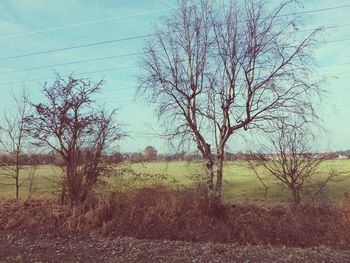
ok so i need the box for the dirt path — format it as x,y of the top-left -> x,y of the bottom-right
1,230 -> 350,262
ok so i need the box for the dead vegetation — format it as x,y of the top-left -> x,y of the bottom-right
1,186 -> 350,249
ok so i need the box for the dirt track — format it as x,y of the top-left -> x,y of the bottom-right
1,230 -> 350,263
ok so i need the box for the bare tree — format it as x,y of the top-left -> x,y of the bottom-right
249,124 -> 337,205
138,0 -> 322,203
0,91 -> 30,199
26,74 -> 126,205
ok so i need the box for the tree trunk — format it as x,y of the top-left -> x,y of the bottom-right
215,150 -> 224,200
292,188 -> 301,205
66,153 -> 82,206
15,163 -> 19,199
206,159 -> 215,204
15,175 -> 19,199
198,141 -> 215,205
60,183 -> 66,205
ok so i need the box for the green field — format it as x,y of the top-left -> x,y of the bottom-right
1,160 -> 350,203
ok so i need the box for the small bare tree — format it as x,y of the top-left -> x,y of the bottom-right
0,91 -> 30,199
138,0 -> 323,203
249,124 -> 337,205
26,74 -> 126,205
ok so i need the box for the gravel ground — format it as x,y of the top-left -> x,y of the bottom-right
1,230 -> 350,263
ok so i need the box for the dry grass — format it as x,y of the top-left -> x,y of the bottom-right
1,186 -> 350,248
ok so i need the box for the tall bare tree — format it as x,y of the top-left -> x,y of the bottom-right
26,74 -> 126,205
138,0 -> 323,203
0,91 -> 30,199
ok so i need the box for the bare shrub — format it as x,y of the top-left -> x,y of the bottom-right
26,74 -> 126,205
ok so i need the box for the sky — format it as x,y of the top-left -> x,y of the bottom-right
0,0 -> 349,153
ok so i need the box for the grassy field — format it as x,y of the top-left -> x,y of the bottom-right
1,160 -> 350,203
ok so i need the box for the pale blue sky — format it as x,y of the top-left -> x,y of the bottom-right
0,0 -> 349,153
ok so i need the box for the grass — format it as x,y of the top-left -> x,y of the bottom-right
0,165 -> 62,198
1,160 -> 350,203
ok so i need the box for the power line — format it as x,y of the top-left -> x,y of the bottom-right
0,31 -> 350,67
2,74 -> 350,104
0,62 -> 349,87
320,38 -> 350,44
323,71 -> 350,76
320,62 -> 350,68
276,3 -> 350,17
0,8 -> 172,41
0,3 -> 350,62
1,2 -> 349,42
1,56 -> 350,80
1,74 -> 349,104
328,76 -> 350,81
0,64 -> 138,86
0,73 -> 350,104
0,21 -> 350,76
0,52 -> 140,75
3,75 -> 350,103
0,51 -> 350,86
294,23 -> 350,33
0,34 -> 152,61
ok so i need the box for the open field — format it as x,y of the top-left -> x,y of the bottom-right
1,160 -> 350,203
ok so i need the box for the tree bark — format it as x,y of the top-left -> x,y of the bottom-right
15,159 -> 20,199
292,188 -> 301,205
60,183 -> 66,205
15,174 -> 19,199
215,149 -> 224,200
206,159 -> 215,203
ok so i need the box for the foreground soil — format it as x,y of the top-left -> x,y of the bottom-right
1,230 -> 350,263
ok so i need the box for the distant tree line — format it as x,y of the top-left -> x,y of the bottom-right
1,149 -> 347,167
